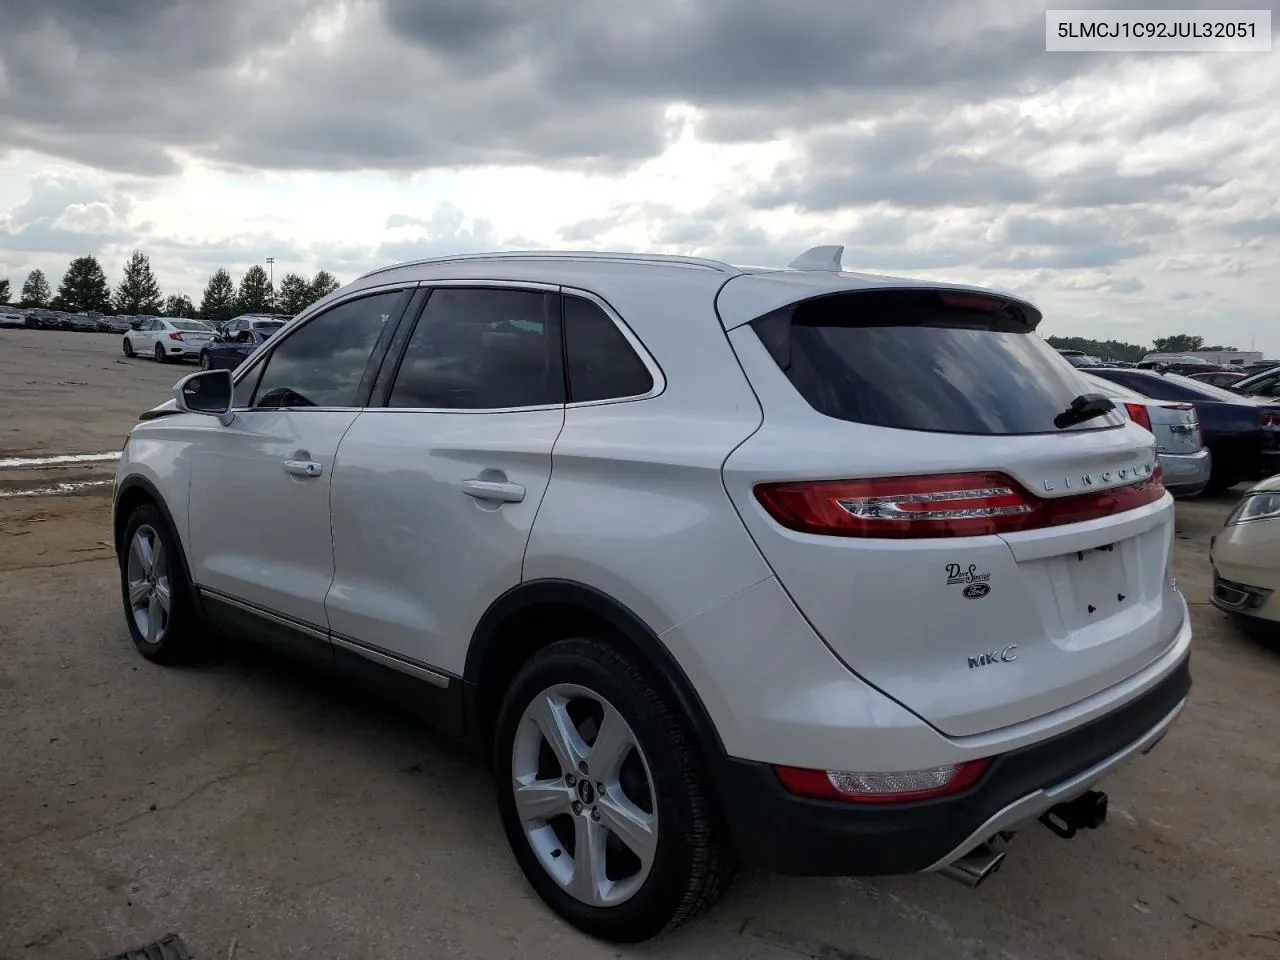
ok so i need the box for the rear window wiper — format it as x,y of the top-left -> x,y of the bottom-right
1054,393 -> 1115,429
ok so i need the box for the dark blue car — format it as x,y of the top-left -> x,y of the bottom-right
198,321 -> 283,371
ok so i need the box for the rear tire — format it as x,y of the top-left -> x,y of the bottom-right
119,502 -> 205,664
122,337 -> 135,358
494,638 -> 734,943
154,343 -> 167,363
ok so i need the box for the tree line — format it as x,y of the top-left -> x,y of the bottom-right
1045,334 -> 1239,362
0,252 -> 341,322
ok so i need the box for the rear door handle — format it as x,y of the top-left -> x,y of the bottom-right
461,479 -> 525,503
284,459 -> 323,478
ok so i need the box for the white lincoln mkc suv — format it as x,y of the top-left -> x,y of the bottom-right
113,247 -> 1192,942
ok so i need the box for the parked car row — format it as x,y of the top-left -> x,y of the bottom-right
1086,367 -> 1280,494
116,313 -> 291,367
1,307 -> 136,333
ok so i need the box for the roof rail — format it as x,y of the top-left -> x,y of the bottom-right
357,250 -> 741,281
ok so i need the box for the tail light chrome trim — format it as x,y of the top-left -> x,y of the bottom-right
755,468 -> 1166,539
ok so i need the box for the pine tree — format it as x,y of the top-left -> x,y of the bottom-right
0,278 -> 9,304
310,270 -> 340,302
20,270 -> 51,307
237,265 -> 274,312
275,272 -> 311,315
200,269 -> 238,321
113,250 -> 163,314
163,294 -> 195,318
56,256 -> 111,312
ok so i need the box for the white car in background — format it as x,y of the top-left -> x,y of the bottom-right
123,317 -> 216,363
1078,372 -> 1211,497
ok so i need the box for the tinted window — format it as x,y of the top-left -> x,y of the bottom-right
173,320 -> 210,332
387,288 -> 563,409
251,291 -> 403,409
751,290 -> 1125,435
564,296 -> 654,402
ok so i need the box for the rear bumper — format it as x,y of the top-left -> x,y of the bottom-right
714,652 -> 1190,876
1159,448 -> 1211,497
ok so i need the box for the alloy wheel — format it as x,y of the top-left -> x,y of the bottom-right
511,683 -> 658,908
126,524 -> 170,645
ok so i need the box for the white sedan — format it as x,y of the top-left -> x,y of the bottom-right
123,317 -> 216,363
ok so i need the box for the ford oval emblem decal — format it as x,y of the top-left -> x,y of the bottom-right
963,583 -> 991,600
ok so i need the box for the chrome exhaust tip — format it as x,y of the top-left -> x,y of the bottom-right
939,843 -> 1006,888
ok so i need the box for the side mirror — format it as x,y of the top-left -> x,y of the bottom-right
173,369 -> 235,425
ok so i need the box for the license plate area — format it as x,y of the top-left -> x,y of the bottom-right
1060,542 -> 1133,627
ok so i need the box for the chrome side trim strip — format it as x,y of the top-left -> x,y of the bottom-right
199,588 -> 329,641
197,587 -> 454,688
925,697 -> 1187,872
330,635 -> 452,688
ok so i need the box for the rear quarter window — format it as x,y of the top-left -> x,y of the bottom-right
750,290 -> 1125,435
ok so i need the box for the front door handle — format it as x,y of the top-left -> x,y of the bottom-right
461,479 -> 525,503
284,459 -> 323,478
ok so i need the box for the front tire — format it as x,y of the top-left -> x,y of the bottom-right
122,337 -> 135,358
154,343 -> 167,363
119,502 -> 204,664
494,639 -> 734,943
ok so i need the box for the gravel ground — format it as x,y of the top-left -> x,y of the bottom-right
0,331 -> 1277,960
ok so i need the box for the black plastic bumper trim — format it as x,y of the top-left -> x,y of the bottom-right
714,654 -> 1191,876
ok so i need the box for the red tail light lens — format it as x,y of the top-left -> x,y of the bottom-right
1260,412 -> 1280,428
168,331 -> 184,341
1123,402 -> 1152,432
754,470 -> 1165,539
774,759 -> 990,804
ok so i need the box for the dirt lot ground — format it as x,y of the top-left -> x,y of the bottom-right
1,330 -> 1278,960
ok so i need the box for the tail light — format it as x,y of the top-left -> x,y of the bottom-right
168,331 -> 184,342
754,469 -> 1165,539
774,759 -> 990,804
1260,412 -> 1280,429
1123,402 -> 1152,432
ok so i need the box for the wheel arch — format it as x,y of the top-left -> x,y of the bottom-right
464,578 -> 727,769
113,475 -> 201,613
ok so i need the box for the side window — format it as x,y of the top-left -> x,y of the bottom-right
250,291 -> 404,409
563,296 -> 654,403
387,288 -> 564,409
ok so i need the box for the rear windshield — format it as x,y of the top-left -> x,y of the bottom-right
750,290 -> 1126,435
1079,372 -> 1146,401
173,320 -> 212,332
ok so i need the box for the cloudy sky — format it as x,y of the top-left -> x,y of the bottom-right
1,0 -> 1277,351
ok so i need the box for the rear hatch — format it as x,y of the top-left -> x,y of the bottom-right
719,281 -> 1181,737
